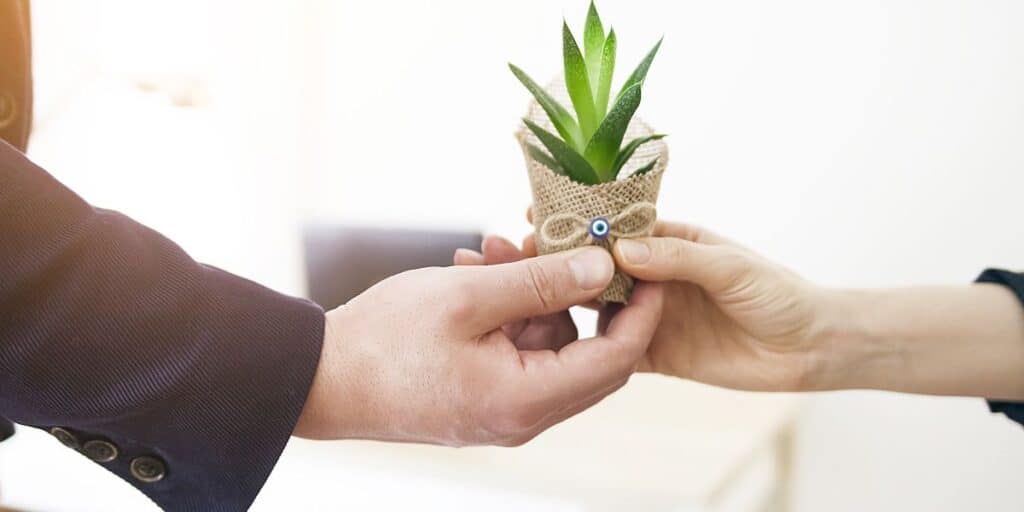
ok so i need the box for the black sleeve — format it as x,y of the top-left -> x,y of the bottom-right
976,268 -> 1024,426
0,141 -> 325,511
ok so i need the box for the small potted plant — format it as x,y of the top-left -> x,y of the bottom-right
511,1 -> 667,303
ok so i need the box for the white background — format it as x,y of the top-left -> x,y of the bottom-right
2,0 -> 1024,510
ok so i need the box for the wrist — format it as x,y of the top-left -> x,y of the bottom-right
294,307 -> 378,440
805,285 -> 1024,398
803,288 -> 907,392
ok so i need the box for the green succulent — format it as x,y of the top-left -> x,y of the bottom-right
511,1 -> 664,185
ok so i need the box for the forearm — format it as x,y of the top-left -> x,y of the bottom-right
817,284 -> 1024,399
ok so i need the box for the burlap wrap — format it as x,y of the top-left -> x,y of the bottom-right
517,88 -> 668,303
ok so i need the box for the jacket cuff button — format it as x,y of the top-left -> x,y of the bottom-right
130,455 -> 167,483
48,427 -> 80,450
82,439 -> 119,463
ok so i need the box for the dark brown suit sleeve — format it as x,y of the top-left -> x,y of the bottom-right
0,0 -> 33,445
0,136 -> 326,512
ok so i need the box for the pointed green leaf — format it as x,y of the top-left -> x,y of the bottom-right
509,63 -> 584,151
524,119 -> 601,185
611,134 -> 665,179
563,21 -> 599,143
584,82 -> 642,179
616,37 -> 663,102
631,157 -> 659,176
594,28 -> 616,117
583,1 -> 605,90
527,144 -> 565,176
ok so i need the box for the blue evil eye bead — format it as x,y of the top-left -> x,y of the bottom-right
588,217 -> 611,240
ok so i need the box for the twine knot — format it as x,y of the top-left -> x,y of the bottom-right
538,202 -> 657,252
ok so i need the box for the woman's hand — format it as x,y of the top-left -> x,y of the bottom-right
610,222 -> 832,391
615,222 -> 1024,399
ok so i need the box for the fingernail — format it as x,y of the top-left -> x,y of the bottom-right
568,248 -> 614,290
454,248 -> 483,264
617,239 -> 651,265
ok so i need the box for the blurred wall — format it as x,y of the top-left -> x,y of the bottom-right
29,0 -> 310,294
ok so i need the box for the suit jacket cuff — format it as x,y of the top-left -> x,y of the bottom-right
32,269 -> 326,512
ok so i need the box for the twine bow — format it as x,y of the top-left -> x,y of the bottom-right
539,202 -> 657,252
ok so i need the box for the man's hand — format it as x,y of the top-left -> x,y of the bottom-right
453,236 -> 580,351
294,247 -> 663,447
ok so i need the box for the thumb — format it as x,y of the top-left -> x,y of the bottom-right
613,238 -> 752,294
455,246 -> 614,333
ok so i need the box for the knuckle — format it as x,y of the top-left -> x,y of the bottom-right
599,353 -> 639,382
523,261 -> 560,311
406,266 -> 445,281
664,239 -> 689,263
505,406 -> 538,434
713,247 -> 757,292
647,239 -> 691,279
443,277 -> 479,323
497,433 -> 536,448
715,247 -> 747,271
486,400 -> 540,438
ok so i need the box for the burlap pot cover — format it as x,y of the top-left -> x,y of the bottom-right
517,90 -> 669,303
